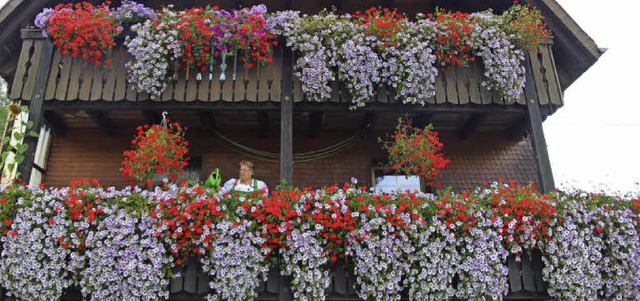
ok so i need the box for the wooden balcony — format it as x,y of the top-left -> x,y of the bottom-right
10,30 -> 562,113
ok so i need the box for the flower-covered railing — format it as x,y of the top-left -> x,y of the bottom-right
9,2 -> 563,109
1,179 -> 638,300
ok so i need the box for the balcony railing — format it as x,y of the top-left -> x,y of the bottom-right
0,252 -> 550,301
10,29 -> 562,109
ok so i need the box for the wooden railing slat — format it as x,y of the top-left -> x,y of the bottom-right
21,40 -> 45,101
529,49 -> 550,105
112,51 -> 127,101
45,51 -> 63,101
456,66 -> 470,105
78,62 -> 94,101
445,67 -> 458,104
435,72 -> 446,104
89,61 -> 104,101
468,62 -> 482,104
540,46 -> 564,106
9,39 -> 33,100
65,57 -> 83,101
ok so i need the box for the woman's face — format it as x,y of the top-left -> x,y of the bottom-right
239,164 -> 253,182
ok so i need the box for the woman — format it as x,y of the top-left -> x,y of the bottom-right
221,160 -> 269,197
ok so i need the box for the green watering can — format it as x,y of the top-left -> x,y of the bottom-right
204,168 -> 221,189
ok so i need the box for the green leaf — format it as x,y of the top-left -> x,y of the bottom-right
1,151 -> 8,161
1,137 -> 10,145
14,154 -> 24,164
17,144 -> 28,154
27,131 -> 39,138
13,132 -> 24,140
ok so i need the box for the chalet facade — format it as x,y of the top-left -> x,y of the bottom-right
0,0 -> 601,194
0,0 -> 601,300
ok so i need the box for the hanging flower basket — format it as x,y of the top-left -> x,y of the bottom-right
121,116 -> 190,188
380,118 -> 449,185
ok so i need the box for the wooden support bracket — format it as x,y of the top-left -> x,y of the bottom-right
87,110 -> 117,137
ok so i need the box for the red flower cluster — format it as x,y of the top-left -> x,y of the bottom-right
501,3 -> 552,50
59,179 -> 105,251
353,7 -> 406,48
154,186 -> 223,264
380,118 -> 449,185
159,6 -> 276,76
45,2 -> 120,66
121,121 -> 190,188
435,191 -> 477,235
485,180 -> 555,252
430,10 -> 475,70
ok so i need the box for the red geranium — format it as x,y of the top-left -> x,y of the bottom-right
380,118 -> 449,185
121,120 -> 190,188
44,2 -> 120,66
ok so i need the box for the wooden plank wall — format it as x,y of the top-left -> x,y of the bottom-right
12,36 -> 562,108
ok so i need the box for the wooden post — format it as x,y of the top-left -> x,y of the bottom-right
524,54 -> 555,193
279,0 -> 294,186
16,30 -> 54,184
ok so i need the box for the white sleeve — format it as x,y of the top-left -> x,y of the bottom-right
221,178 -> 236,193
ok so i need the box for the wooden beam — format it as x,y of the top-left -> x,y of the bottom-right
457,113 -> 486,140
361,112 -> 375,139
199,111 -> 217,132
43,101 -> 528,114
411,113 -> 432,129
43,110 -> 67,137
307,111 -> 323,138
280,0 -> 294,186
257,111 -> 269,138
17,36 -> 54,183
506,114 -> 528,140
87,110 -> 117,137
524,54 -> 555,193
143,110 -> 162,125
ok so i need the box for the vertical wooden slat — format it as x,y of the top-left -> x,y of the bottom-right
456,66 -> 470,105
9,39 -> 34,100
521,253 -> 537,292
266,267 -> 279,293
233,66 -> 247,101
540,46 -> 563,105
21,41 -> 45,101
125,80 -> 138,101
183,257 -> 198,294
89,62 -> 104,101
78,62 -> 94,101
507,256 -> 523,292
492,90 -> 504,105
185,71 -> 198,102
220,73 -> 234,102
173,69 -> 187,102
444,67 -> 458,104
101,55 -> 117,101
45,51 -> 63,100
112,51 -> 127,101
196,70 -> 211,101
529,49 -> 549,105
245,65 -> 258,102
376,85 -> 388,104
329,80 -> 340,103
161,79 -> 175,101
333,262 -> 347,295
169,265 -> 184,293
292,72 -> 303,103
209,73 -> 222,102
434,72 -> 446,104
467,63 -> 482,104
269,46 -> 282,102
257,60 -> 270,102
65,57 -> 84,101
